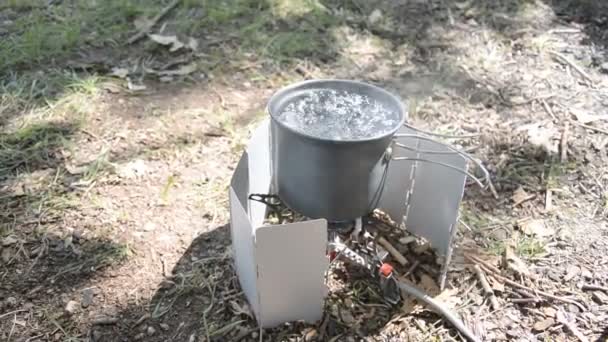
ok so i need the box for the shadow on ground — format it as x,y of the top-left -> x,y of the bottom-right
92,223 -> 410,342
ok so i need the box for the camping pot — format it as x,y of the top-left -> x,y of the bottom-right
267,79 -> 407,221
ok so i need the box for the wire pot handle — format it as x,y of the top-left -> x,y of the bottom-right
391,134 -> 489,190
391,156 -> 486,189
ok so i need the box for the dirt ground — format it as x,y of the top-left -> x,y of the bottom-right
1,0 -> 608,341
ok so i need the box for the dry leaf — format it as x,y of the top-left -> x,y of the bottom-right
563,265 -> 580,282
419,273 -> 439,295
504,244 -> 531,277
101,82 -> 123,94
110,67 -> 129,79
489,278 -> 505,292
118,159 -> 148,179
519,219 -> 553,237
542,307 -> 557,317
187,37 -> 199,51
2,236 -> 19,246
127,79 -> 147,91
512,186 -> 534,206
229,300 -> 252,317
433,288 -> 461,311
571,108 -> 608,124
148,33 -> 185,52
158,63 -> 197,76
2,247 -> 13,263
517,122 -> 558,154
533,318 -> 555,331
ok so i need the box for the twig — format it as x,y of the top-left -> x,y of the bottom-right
581,284 -> 608,292
396,278 -> 482,342
556,310 -> 590,342
573,121 -> 608,135
127,0 -> 181,44
541,99 -> 557,121
548,50 -> 594,84
511,298 -> 541,304
545,190 -> 553,212
0,310 -> 28,320
473,265 -> 499,310
403,260 -> 421,277
466,254 -> 587,311
92,316 -> 119,325
560,121 -> 569,162
377,236 -> 408,266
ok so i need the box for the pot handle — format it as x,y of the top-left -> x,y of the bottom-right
391,156 -> 486,189
391,134 -> 489,190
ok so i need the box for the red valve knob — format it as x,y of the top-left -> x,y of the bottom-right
379,263 -> 394,277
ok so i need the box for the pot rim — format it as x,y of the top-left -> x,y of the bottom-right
267,79 -> 407,144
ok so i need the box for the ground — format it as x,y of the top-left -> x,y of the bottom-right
1,0 -> 607,341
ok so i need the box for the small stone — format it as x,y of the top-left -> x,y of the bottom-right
134,332 -> 145,340
2,247 -> 12,263
146,326 -> 156,336
65,300 -> 79,315
542,307 -> 557,318
567,303 -> 581,314
251,331 -> 259,339
160,323 -> 169,331
533,318 -> 555,331
368,9 -> 383,25
580,268 -> 593,279
6,297 -> 17,307
600,62 -> 608,73
82,288 -> 94,308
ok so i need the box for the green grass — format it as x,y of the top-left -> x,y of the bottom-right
0,122 -> 76,176
516,236 -> 545,258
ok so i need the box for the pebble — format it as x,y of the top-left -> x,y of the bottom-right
134,332 -> 145,340
65,300 -> 79,315
160,323 -> 170,331
5,297 -> 16,307
146,326 -> 156,336
600,62 -> 608,74
251,331 -> 259,339
368,9 -> 383,25
82,288 -> 94,308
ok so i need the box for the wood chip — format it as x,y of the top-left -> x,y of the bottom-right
377,236 -> 408,266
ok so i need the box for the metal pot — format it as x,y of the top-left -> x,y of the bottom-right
267,79 -> 406,221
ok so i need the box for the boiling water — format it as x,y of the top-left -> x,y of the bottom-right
276,88 -> 400,140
